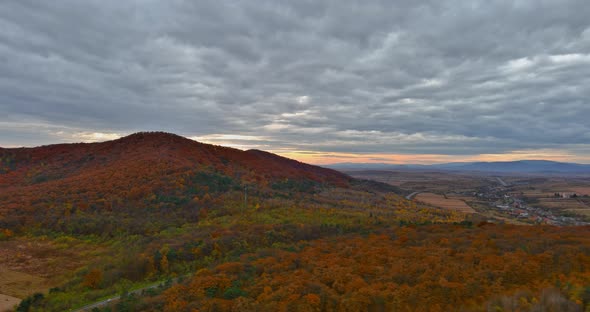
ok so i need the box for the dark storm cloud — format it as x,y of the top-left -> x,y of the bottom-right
1,0 -> 589,159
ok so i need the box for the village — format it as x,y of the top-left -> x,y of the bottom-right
471,182 -> 589,226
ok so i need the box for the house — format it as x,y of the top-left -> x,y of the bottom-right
555,192 -> 577,199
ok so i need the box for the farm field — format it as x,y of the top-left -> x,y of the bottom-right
344,170 -> 491,193
566,186 -> 590,196
415,192 -> 476,214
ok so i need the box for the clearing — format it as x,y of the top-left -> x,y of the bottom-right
0,294 -> 20,312
0,236 -> 108,306
0,266 -> 46,299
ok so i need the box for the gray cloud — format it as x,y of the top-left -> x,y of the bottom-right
1,0 -> 589,161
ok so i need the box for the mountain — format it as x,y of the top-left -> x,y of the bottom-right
432,160 -> 590,173
0,132 -> 349,187
0,132 -> 350,232
325,163 -> 443,171
324,163 -> 429,171
326,160 -> 590,174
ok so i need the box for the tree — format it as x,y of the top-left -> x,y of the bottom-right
83,269 -> 103,289
161,254 -> 169,274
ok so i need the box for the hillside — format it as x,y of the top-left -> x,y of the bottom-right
1,132 -> 465,312
0,132 -> 349,187
2,134 -> 589,312
0,132 -> 350,233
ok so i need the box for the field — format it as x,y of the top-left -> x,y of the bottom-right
346,170 -> 490,193
0,294 -> 20,312
415,192 -> 476,213
0,236 -> 108,309
567,186 -> 590,196
0,266 -> 44,301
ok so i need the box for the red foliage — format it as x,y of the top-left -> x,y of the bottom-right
0,132 -> 350,229
159,225 -> 590,311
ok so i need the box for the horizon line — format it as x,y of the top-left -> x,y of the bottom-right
2,131 -> 590,166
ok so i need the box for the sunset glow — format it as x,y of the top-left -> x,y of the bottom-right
277,149 -> 590,165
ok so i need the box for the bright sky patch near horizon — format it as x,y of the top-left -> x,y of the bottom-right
1,1 -> 590,164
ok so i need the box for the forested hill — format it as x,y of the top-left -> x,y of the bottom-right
0,132 -> 350,232
0,132 -> 349,187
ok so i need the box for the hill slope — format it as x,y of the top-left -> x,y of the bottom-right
0,132 -> 350,232
0,132 -> 349,187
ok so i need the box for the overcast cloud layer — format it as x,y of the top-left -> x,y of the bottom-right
1,1 -> 590,163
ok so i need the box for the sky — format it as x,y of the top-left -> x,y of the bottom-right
1,1 -> 590,164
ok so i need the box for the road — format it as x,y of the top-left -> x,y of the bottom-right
72,284 -> 159,312
71,277 -> 181,312
496,177 -> 508,187
406,191 -> 421,200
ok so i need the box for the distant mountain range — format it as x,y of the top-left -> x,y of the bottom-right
326,160 -> 590,174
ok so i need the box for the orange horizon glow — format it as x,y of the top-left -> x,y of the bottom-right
3,132 -> 589,165
191,134 -> 590,165
275,149 -> 590,165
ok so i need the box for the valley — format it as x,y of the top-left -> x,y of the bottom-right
344,170 -> 590,226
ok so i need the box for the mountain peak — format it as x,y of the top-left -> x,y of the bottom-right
115,131 -> 196,145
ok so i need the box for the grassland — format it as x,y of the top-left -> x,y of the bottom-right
0,235 -> 109,311
0,266 -> 45,299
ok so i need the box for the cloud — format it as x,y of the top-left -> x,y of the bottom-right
70,132 -> 123,143
0,1 -> 589,162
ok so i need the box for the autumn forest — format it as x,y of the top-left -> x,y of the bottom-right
1,132 -> 589,312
